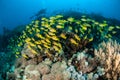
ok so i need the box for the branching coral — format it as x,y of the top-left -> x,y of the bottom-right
94,39 -> 120,80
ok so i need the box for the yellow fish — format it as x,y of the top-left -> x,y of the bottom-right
35,20 -> 39,24
27,45 -> 32,49
34,40 -> 41,45
81,18 -> 87,21
16,52 -> 20,55
32,27 -> 36,31
41,17 -> 47,21
74,34 -> 80,41
83,35 -> 87,40
108,26 -> 114,31
36,33 -> 44,39
107,34 -> 112,38
44,24 -> 50,28
116,26 -> 120,29
84,23 -> 91,27
22,35 -> 26,39
89,37 -> 93,42
58,20 -> 66,25
75,29 -> 78,33
68,26 -> 73,31
22,31 -> 26,35
51,36 -> 59,41
53,46 -> 60,52
49,28 -> 56,33
76,21 -> 81,24
29,32 -> 32,34
112,31 -> 116,34
22,54 -> 28,59
28,29 -> 32,33
44,29 -> 49,32
25,38 -> 31,43
27,42 -> 36,47
26,26 -> 30,29
41,40 -> 47,44
70,38 -> 78,45
56,25 -> 64,29
50,16 -> 56,20
36,29 -> 40,32
99,23 -> 107,27
18,42 -> 23,47
34,25 -> 39,28
43,44 -> 50,49
45,33 -> 51,38
67,17 -> 74,22
94,22 -> 99,25
45,38 -> 51,43
60,33 -> 67,39
81,15 -> 86,18
37,45 -> 42,50
48,32 -> 55,36
31,49 -> 38,54
91,20 -> 95,23
56,15 -> 63,19
52,41 -> 59,46
31,38 -> 35,41
15,55 -> 19,58
40,27 -> 45,30
82,25 -> 87,31
44,49 -> 52,57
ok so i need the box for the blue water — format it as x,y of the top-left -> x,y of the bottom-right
0,0 -> 120,34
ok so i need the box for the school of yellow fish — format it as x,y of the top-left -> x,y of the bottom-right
14,15 -> 120,59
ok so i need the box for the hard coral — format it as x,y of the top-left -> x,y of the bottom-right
95,39 -> 120,80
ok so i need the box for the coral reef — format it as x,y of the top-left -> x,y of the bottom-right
5,13 -> 120,80
10,56 -> 99,80
6,39 -> 120,80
